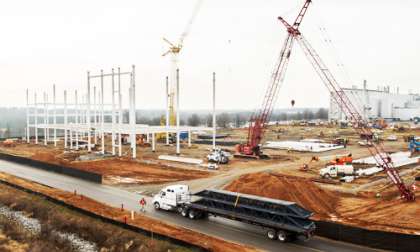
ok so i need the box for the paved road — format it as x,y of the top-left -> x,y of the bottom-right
0,159 -> 383,252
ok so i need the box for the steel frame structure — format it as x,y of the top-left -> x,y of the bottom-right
26,65 -> 216,159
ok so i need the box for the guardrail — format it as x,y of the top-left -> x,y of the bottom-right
0,152 -> 102,183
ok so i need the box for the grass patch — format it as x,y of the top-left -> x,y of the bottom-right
0,184 -> 195,252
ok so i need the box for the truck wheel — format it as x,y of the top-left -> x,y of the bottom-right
266,229 -> 277,240
153,202 -> 160,210
323,174 -> 331,180
181,208 -> 189,218
277,230 -> 288,243
188,210 -> 196,219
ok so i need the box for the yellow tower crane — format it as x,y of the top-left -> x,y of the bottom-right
160,0 -> 203,133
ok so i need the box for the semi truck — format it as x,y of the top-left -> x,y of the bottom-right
152,185 -> 316,242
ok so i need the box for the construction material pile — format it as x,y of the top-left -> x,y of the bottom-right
224,172 -> 339,218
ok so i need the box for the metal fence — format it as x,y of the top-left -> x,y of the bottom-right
315,220 -> 420,252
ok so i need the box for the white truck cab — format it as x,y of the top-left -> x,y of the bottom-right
152,184 -> 190,211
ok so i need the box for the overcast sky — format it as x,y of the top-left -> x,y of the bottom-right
0,0 -> 419,111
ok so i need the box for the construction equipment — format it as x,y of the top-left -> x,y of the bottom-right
299,156 -> 319,171
409,137 -> 420,154
2,139 -> 16,147
238,0 -> 415,201
161,0 -> 203,130
207,148 -> 229,164
320,164 -> 354,179
329,154 -> 353,165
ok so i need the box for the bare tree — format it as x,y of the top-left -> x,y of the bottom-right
217,113 -> 231,128
187,114 -> 200,126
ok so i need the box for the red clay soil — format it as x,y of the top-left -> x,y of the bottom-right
337,182 -> 420,235
70,158 -> 210,185
0,144 -> 210,185
225,172 -> 339,219
225,172 -> 420,235
0,172 -> 257,252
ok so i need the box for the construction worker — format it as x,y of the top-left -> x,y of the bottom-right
139,197 -> 147,213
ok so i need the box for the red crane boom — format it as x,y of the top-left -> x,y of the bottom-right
237,0 -> 415,201
236,1 -> 312,157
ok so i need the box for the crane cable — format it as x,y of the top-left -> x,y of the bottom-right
311,5 -> 367,120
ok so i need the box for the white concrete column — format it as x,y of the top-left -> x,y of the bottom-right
35,93 -> 38,144
87,71 -> 92,152
188,129 -> 191,147
152,133 -> 156,152
75,91 -> 79,150
165,76 -> 170,145
118,67 -> 123,157
176,69 -> 180,155
130,65 -> 137,159
111,68 -> 116,155
70,123 -> 73,149
93,86 -> 97,145
44,92 -> 47,146
53,85 -> 57,147
26,89 -> 30,143
101,70 -> 105,154
212,72 -> 216,150
64,90 -> 68,149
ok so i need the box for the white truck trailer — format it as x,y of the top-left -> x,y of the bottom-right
153,185 -> 316,242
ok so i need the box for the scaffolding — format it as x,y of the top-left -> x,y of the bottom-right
26,65 -> 215,159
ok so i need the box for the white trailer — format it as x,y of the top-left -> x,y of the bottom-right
152,185 -> 316,242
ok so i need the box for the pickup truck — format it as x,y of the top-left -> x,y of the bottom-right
320,164 -> 354,178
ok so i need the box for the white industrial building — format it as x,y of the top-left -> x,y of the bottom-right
329,80 -> 420,121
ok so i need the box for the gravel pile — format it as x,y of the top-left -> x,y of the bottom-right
0,205 -> 41,235
54,231 -> 97,252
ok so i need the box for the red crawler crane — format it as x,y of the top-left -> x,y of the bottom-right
236,0 -> 415,201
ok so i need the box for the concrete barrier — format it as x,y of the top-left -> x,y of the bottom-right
0,152 -> 102,183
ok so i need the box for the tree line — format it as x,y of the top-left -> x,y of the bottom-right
0,107 -> 328,137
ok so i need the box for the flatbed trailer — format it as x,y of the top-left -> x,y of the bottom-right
153,186 -> 315,242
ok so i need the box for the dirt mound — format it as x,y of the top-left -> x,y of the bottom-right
224,172 -> 339,218
338,189 -> 420,234
70,158 -> 210,185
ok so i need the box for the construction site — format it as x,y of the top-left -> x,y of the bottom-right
0,1 -> 419,252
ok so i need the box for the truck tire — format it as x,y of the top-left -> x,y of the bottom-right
181,208 -> 189,218
188,210 -> 197,219
266,229 -> 277,240
153,202 -> 160,210
277,230 -> 288,243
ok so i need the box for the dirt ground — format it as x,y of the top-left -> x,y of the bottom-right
225,172 -> 339,219
0,172 -> 258,252
0,143 -> 211,185
224,172 -> 420,235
